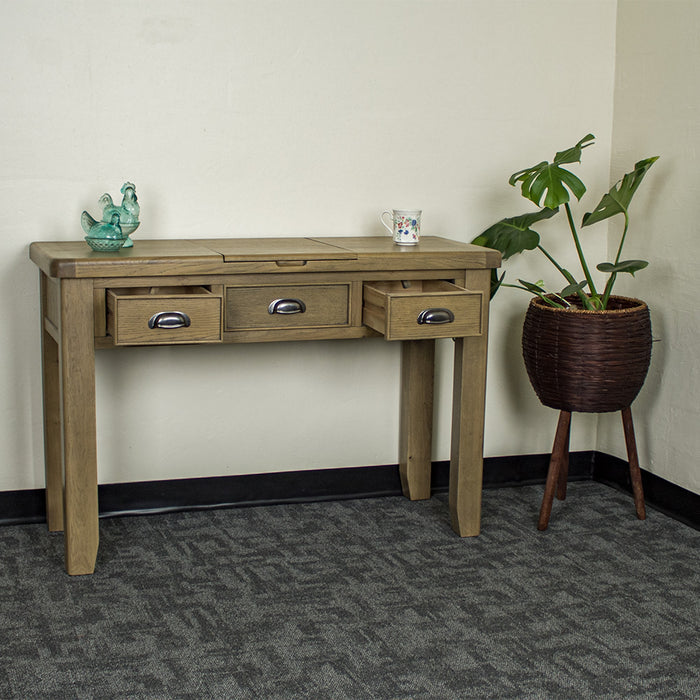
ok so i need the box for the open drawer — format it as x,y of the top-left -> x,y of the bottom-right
107,286 -> 222,345
363,280 -> 482,341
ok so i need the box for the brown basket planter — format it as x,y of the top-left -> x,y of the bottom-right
522,295 -> 652,413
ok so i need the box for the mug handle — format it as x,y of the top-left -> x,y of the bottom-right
380,210 -> 393,235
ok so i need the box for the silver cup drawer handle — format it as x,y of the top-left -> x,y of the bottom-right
417,308 -> 455,325
148,311 -> 191,329
268,298 -> 306,315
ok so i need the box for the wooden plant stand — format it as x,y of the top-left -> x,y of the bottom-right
538,407 -> 646,530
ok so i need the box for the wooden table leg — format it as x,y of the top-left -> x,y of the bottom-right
448,268 -> 492,537
399,339 -> 435,500
621,406 -> 646,520
59,278 -> 99,575
538,410 -> 571,531
40,273 -> 64,533
449,334 -> 488,536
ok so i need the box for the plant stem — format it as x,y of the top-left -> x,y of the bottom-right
537,244 -> 589,307
501,283 -> 567,308
565,202 -> 600,308
537,245 -> 574,282
601,209 -> 629,309
614,210 -> 630,264
601,272 -> 617,309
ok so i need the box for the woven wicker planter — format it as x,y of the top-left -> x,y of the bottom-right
522,295 -> 652,413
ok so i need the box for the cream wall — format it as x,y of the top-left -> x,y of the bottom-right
596,0 -> 700,495
1,1 -> 619,492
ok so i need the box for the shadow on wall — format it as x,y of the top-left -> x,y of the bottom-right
607,298 -> 667,467
7,246 -> 44,488
499,304 -> 531,412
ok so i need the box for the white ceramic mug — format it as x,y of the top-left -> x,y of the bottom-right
380,209 -> 421,245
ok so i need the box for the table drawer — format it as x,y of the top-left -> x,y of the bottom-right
225,284 -> 350,331
363,280 -> 482,341
107,287 -> 222,345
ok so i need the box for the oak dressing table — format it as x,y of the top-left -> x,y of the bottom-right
30,236 -> 501,575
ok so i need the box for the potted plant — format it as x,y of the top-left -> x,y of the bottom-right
473,134 -> 659,528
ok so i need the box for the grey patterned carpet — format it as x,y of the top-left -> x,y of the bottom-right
1,483 -> 698,699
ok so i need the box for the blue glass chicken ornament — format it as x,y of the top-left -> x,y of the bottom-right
81,182 -> 140,251
81,213 -> 124,251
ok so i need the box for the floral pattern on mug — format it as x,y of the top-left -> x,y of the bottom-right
396,214 -> 419,241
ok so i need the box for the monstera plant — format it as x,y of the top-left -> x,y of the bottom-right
473,134 -> 661,530
473,133 -> 659,310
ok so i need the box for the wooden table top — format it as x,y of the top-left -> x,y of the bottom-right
30,236 -> 501,278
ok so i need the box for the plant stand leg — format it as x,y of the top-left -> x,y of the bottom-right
556,416 -> 570,502
538,410 -> 571,531
621,406 -> 646,520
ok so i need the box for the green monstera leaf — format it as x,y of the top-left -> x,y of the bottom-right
472,208 -> 557,260
515,280 -> 569,308
508,134 -> 595,209
582,156 -> 659,227
488,269 -> 506,300
560,280 -> 589,297
517,279 -> 548,295
597,260 -> 649,275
